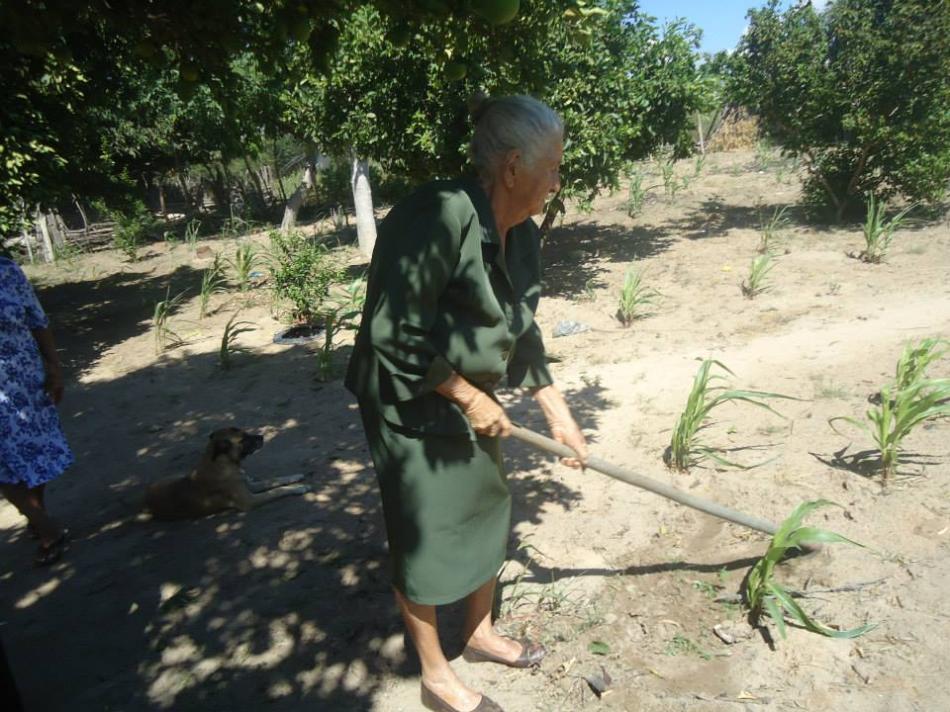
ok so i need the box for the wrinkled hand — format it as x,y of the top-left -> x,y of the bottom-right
548,416 -> 588,469
436,372 -> 511,438
462,390 -> 512,438
45,362 -> 64,405
533,384 -> 588,469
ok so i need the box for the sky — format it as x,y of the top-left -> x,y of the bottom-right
635,0 -> 829,56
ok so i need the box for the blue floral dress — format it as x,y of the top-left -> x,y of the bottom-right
0,257 -> 73,487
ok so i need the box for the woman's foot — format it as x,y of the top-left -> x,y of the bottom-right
34,529 -> 68,566
462,631 -> 545,668
420,671 -> 483,712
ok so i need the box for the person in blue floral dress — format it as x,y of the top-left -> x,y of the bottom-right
0,256 -> 72,565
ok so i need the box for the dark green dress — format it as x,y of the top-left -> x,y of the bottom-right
345,177 -> 553,605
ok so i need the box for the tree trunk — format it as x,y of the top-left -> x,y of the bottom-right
539,190 -> 564,240
351,155 -> 377,257
20,224 -> 35,264
280,158 -> 316,233
158,184 -> 167,217
272,138 -> 288,205
35,207 -> 55,263
242,154 -> 268,213
696,112 -> 705,155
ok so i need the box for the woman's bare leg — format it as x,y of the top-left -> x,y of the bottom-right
462,577 -> 525,661
393,587 -> 482,711
0,483 -> 62,546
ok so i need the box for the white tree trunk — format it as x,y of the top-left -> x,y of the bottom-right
280,159 -> 316,233
351,156 -> 377,258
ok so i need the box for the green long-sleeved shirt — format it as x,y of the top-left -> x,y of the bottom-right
345,177 -> 553,435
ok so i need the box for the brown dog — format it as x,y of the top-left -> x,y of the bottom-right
145,427 -> 310,520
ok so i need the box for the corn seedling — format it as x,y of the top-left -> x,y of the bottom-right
153,286 -> 187,353
185,219 -> 201,250
665,359 -> 795,472
859,194 -> 914,263
758,206 -> 789,254
218,313 -> 255,370
228,243 -> 262,292
163,230 -> 180,250
199,255 -> 228,318
741,253 -> 775,298
893,337 -> 948,392
746,500 -> 876,640
617,269 -> 659,326
693,154 -> 706,178
830,378 -> 950,481
626,171 -> 647,218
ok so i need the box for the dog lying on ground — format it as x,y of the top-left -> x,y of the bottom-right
145,427 -> 310,520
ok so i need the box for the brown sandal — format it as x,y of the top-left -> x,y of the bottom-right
462,637 -> 546,668
421,683 -> 503,712
34,530 -> 68,567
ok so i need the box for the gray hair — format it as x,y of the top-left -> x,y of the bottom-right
469,95 -> 564,179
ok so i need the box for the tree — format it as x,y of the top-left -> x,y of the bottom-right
0,0 -> 527,237
282,0 -> 704,252
729,0 -> 950,220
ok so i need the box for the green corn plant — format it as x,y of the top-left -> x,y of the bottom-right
228,243 -> 262,292
626,171 -> 647,218
693,153 -> 706,178
218,313 -> 255,370
758,206 -> 789,255
859,194 -> 914,263
746,500 -> 876,641
153,286 -> 187,353
741,253 -> 775,298
163,230 -> 180,250
198,255 -> 228,318
616,269 -> 659,326
184,219 -> 201,250
893,337 -> 948,392
665,359 -> 796,472
830,378 -> 950,481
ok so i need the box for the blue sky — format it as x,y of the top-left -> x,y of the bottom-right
636,0 -> 829,55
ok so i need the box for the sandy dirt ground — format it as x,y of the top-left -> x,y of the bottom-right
2,150 -> 949,712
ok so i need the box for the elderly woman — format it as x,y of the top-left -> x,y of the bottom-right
0,255 -> 72,565
345,95 -> 587,712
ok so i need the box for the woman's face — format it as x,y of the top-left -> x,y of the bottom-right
513,133 -> 563,218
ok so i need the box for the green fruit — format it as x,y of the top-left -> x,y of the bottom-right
444,61 -> 467,81
471,0 -> 520,26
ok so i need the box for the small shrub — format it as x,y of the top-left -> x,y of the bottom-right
665,359 -> 795,472
616,269 -> 658,325
269,230 -> 342,323
112,203 -> 155,262
746,500 -> 876,641
858,193 -> 914,263
741,253 -> 775,298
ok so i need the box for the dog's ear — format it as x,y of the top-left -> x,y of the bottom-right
211,436 -> 235,459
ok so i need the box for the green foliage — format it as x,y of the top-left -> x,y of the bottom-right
894,338 -> 949,392
730,0 -> 950,219
112,203 -> 156,262
741,253 -> 775,298
219,312 -> 255,370
746,500 -> 876,640
185,218 -> 202,251
227,242 -> 263,292
268,230 -> 341,323
758,206 -> 788,255
665,359 -> 794,472
616,269 -> 658,326
199,255 -> 228,319
831,378 -> 950,481
152,286 -> 186,353
858,194 -> 914,264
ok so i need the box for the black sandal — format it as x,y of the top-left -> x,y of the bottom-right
34,530 -> 68,567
